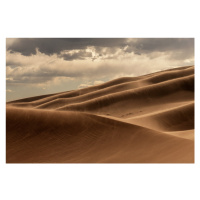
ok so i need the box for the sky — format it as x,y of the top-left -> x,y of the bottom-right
6,38 -> 194,102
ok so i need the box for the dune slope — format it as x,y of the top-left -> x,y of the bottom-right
7,107 -> 194,163
6,65 -> 195,163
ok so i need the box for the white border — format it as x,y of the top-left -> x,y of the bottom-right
0,1 -> 199,200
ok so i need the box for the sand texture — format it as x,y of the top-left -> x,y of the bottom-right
6,66 -> 195,163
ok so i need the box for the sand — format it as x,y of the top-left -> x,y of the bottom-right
6,65 -> 195,163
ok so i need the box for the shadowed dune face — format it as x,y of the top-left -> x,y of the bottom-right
6,66 -> 195,163
126,102 -> 194,132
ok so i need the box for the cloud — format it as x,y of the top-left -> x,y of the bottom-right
124,38 -> 194,60
6,38 -> 194,56
60,50 -> 93,61
6,38 -> 194,65
6,44 -> 194,88
6,38 -> 128,56
78,83 -> 93,89
94,80 -> 104,85
78,80 -> 105,89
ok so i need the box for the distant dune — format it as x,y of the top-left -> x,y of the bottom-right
6,66 -> 195,163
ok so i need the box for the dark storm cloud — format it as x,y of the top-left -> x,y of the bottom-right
7,38 -> 194,62
125,38 -> 194,58
7,38 -> 127,56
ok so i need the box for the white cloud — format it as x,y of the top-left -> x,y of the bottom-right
93,80 -> 104,85
78,83 -> 93,89
6,48 -> 194,88
78,80 -> 105,89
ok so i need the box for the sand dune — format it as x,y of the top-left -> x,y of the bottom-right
6,107 -> 194,163
126,102 -> 194,131
6,66 -> 195,163
34,66 -> 193,110
9,65 -> 193,108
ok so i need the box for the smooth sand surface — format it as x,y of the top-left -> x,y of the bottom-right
6,65 -> 194,163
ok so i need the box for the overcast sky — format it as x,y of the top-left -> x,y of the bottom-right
6,38 -> 194,102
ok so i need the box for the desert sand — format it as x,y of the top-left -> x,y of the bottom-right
6,65 -> 194,163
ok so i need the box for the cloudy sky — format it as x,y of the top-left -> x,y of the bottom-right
6,38 -> 194,102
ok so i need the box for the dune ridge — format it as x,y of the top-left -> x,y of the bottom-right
56,74 -> 194,113
34,67 -> 193,110
6,65 -> 194,163
9,65 -> 193,108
